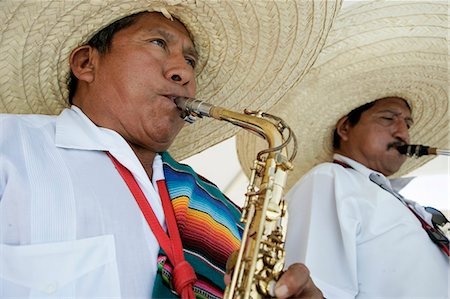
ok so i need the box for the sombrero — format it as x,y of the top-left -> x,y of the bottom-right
236,0 -> 449,191
0,0 -> 342,160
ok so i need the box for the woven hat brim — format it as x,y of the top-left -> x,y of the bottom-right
236,0 -> 449,192
0,0 -> 342,161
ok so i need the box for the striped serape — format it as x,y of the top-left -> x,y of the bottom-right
151,152 -> 243,298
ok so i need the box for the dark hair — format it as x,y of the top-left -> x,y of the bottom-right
67,12 -> 145,104
332,101 -> 376,149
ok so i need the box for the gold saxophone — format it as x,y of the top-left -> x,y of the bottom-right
175,98 -> 297,299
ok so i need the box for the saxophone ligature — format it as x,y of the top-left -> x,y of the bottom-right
175,98 -> 297,299
397,144 -> 450,158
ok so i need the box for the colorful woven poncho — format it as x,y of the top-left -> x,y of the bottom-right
152,152 -> 243,298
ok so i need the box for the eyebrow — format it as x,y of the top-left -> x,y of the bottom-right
153,28 -> 199,61
378,109 -> 414,124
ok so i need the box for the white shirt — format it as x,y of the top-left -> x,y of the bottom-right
0,106 -> 165,298
285,154 -> 449,299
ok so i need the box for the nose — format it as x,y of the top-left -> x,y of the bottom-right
394,118 -> 410,143
165,54 -> 195,87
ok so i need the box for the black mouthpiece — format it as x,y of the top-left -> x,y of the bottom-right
397,144 -> 430,157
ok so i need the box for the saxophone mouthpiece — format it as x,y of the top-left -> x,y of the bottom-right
397,144 -> 430,157
175,97 -> 215,124
175,97 -> 197,124
174,97 -> 188,111
397,144 -> 450,158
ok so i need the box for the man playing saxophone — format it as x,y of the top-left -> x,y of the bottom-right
236,1 -> 448,298
0,1 -> 338,298
286,97 -> 449,298
280,2 -> 449,298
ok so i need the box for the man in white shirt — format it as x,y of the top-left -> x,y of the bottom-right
286,97 -> 449,298
0,1 -> 341,298
235,1 -> 449,298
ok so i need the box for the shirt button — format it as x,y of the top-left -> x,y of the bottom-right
45,282 -> 58,294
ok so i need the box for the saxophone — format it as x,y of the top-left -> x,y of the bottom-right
175,98 -> 297,299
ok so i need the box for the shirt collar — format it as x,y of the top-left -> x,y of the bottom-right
333,153 -> 393,189
55,105 -> 126,152
55,106 -> 164,184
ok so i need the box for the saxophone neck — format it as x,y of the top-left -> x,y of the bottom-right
175,97 -> 297,165
214,108 -> 283,149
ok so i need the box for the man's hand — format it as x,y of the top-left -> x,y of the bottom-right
224,262 -> 323,298
274,263 -> 323,299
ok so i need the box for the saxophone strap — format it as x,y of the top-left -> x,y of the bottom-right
107,152 -> 196,299
333,159 -> 449,256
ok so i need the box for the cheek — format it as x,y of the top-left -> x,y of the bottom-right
188,81 -> 197,97
146,108 -> 184,134
366,127 -> 390,143
169,115 -> 186,135
352,129 -> 386,153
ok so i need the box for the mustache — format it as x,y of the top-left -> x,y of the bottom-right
387,140 -> 406,151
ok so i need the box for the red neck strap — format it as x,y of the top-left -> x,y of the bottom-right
107,153 -> 196,298
406,205 -> 449,256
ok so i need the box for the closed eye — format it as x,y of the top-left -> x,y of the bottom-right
377,116 -> 395,127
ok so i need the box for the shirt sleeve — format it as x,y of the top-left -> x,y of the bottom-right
0,162 -> 4,200
284,166 -> 360,299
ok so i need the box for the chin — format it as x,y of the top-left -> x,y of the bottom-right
386,164 -> 403,177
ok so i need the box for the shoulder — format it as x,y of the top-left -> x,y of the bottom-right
287,161 -> 371,206
308,161 -> 342,175
290,162 -> 351,190
0,114 -> 57,150
0,113 -> 55,130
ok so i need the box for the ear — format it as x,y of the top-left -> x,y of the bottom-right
69,45 -> 97,83
336,116 -> 350,142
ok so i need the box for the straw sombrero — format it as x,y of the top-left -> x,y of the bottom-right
236,0 -> 449,191
0,0 -> 342,160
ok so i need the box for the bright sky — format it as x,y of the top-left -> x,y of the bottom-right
400,156 -> 449,212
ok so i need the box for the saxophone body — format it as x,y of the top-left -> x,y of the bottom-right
175,98 -> 297,299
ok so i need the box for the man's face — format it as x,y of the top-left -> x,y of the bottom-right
337,97 -> 413,176
86,12 -> 197,153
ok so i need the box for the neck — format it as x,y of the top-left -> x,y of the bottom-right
129,144 -> 157,179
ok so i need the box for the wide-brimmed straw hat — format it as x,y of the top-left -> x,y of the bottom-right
236,0 -> 449,191
0,0 -> 341,160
